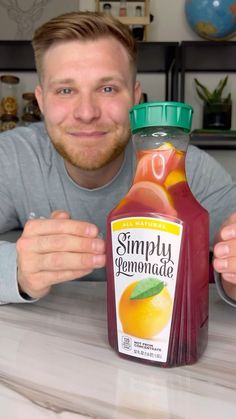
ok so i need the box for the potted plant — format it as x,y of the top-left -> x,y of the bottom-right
194,75 -> 232,130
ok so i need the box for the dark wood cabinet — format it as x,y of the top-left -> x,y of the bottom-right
0,40 -> 180,101
180,41 -> 236,102
136,42 -> 179,100
0,40 -> 35,71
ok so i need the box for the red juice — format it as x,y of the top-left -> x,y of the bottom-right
106,102 -> 209,367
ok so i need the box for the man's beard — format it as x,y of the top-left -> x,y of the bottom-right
46,124 -> 131,171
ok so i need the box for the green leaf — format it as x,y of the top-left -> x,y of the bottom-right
216,76 -> 228,98
195,86 -> 209,102
129,278 -> 165,300
223,92 -> 232,104
194,76 -> 230,105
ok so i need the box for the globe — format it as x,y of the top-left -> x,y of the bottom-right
185,0 -> 236,40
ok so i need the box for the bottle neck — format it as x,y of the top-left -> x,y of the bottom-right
132,126 -> 189,153
132,127 -> 188,184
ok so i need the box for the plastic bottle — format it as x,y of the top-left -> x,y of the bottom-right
119,0 -> 127,16
106,101 -> 209,367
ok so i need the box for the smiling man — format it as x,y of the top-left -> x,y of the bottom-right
0,11 -> 236,306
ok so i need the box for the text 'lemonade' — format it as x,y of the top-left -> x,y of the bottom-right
106,102 -> 209,367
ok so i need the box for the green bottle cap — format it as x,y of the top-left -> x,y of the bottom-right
129,101 -> 193,133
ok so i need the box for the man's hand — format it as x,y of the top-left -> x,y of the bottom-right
16,210 -> 106,299
213,213 -> 236,301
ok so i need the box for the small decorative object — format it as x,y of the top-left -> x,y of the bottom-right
21,92 -> 41,125
185,0 -> 236,40
194,76 -> 232,129
0,75 -> 20,117
0,0 -> 52,40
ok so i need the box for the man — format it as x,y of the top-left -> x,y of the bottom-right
0,11 -> 235,306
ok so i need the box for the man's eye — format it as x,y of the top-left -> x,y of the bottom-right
58,88 -> 73,95
102,86 -> 114,93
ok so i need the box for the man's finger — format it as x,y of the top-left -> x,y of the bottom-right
50,210 -> 71,219
18,234 -> 105,254
22,218 -> 99,238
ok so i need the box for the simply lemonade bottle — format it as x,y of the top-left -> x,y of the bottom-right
106,102 -> 209,367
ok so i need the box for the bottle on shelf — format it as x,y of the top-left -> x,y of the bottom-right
103,3 -> 112,15
119,0 -> 127,17
106,101 -> 209,368
132,5 -> 144,41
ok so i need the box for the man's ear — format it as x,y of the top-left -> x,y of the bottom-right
34,85 -> 44,114
134,80 -> 142,105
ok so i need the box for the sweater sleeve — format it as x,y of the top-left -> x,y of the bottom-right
186,145 -> 236,247
0,241 -> 37,304
186,146 -> 236,307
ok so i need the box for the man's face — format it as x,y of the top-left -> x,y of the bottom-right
35,37 -> 141,171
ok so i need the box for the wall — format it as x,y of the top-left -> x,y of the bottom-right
0,0 -> 236,178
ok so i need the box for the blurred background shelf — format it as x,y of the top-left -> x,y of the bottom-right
0,40 -> 179,101
180,41 -> 236,102
190,129 -> 236,149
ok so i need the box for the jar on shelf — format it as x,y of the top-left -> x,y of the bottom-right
0,114 -> 19,132
119,0 -> 127,16
21,113 -> 41,126
103,3 -> 112,15
21,92 -> 41,124
0,75 -> 20,117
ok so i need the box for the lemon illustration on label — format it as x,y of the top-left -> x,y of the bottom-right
119,278 -> 172,339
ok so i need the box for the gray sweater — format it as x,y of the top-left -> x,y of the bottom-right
0,122 -> 236,306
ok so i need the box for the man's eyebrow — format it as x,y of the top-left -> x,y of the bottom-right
98,76 -> 128,87
99,76 -> 125,83
48,78 -> 76,86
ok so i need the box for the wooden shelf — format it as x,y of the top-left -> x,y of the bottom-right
190,129 -> 236,149
116,16 -> 150,25
95,0 -> 150,40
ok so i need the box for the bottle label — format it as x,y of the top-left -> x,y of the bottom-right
111,216 -> 183,363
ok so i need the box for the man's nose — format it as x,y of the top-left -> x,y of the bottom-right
73,93 -> 101,122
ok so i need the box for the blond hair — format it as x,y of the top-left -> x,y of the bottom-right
32,11 -> 137,81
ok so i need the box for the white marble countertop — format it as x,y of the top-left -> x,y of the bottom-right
0,281 -> 235,419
